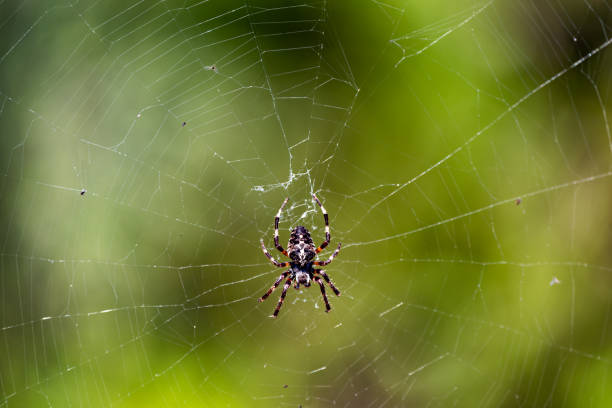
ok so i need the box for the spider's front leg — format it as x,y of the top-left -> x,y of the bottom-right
260,240 -> 290,268
314,269 -> 340,296
259,270 -> 290,302
314,276 -> 331,312
273,278 -> 293,318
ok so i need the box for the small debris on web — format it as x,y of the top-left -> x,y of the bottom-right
136,113 -> 141,118
207,64 -> 217,72
182,121 -> 187,127
80,189 -> 86,196
515,198 -> 521,205
283,384 -> 288,388
549,276 -> 561,286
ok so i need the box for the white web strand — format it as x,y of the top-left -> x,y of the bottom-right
0,1 -> 611,407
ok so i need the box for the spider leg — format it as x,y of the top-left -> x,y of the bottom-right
312,194 -> 330,253
314,242 -> 341,267
314,269 -> 340,296
314,276 -> 331,312
259,270 -> 291,302
273,278 -> 293,318
274,197 -> 289,256
261,240 -> 290,267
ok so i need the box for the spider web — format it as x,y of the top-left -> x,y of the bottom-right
1,0 -> 612,406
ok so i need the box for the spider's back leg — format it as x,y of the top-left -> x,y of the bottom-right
312,194 -> 330,253
274,197 -> 289,256
314,242 -> 341,267
261,240 -> 290,267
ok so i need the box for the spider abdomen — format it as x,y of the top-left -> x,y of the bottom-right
288,226 -> 316,265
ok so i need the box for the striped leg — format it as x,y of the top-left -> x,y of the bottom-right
315,269 -> 340,296
314,276 -> 331,312
273,278 -> 293,317
274,197 -> 289,256
312,194 -> 330,253
261,240 -> 290,268
314,242 -> 341,267
259,270 -> 290,302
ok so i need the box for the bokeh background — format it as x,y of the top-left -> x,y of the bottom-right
1,0 -> 612,406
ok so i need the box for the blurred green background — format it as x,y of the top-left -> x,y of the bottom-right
1,0 -> 612,406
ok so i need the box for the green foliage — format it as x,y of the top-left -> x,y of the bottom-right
1,0 -> 611,406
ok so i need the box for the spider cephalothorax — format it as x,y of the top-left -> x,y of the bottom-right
259,195 -> 341,317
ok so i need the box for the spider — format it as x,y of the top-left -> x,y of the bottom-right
259,194 -> 341,317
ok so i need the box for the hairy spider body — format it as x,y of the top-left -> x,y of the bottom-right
288,226 -> 316,267
259,195 -> 341,317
